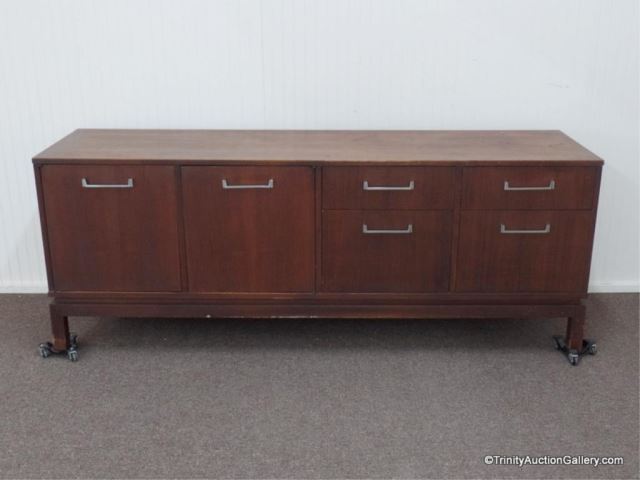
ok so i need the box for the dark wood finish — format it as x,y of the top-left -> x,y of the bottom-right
34,130 -> 603,165
52,301 -> 585,321
175,166 -> 190,291
566,305 -> 586,350
455,211 -> 596,293
181,166 -> 315,292
322,210 -> 451,292
323,166 -> 455,209
448,167 -> 464,290
50,291 -> 585,306
314,166 -> 323,290
33,165 -> 55,290
41,165 -> 181,292
50,306 -> 70,351
582,167 -> 603,289
462,166 -> 598,210
33,129 -> 604,360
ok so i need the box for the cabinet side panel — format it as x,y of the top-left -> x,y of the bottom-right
34,164 -> 55,292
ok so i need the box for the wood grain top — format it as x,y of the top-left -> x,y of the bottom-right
34,129 -> 603,165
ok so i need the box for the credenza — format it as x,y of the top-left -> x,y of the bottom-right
33,130 -> 603,364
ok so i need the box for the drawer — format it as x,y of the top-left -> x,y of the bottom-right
323,167 -> 456,210
455,211 -> 595,292
462,167 -> 598,210
182,166 -> 315,292
41,165 -> 182,292
322,210 -> 452,292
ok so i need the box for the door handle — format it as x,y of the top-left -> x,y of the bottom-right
363,180 -> 415,191
500,223 -> 551,234
503,180 -> 555,191
362,224 -> 413,234
222,179 -> 274,189
81,178 -> 134,189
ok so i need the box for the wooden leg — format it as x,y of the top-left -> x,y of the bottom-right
565,305 -> 585,351
50,305 -> 70,351
552,304 -> 596,366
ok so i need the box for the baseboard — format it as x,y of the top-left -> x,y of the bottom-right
0,282 -> 637,294
588,282 -> 640,293
0,282 -> 48,294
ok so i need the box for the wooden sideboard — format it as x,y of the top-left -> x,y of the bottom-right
33,130 -> 603,364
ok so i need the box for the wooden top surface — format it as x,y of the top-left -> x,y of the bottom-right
34,129 -> 603,165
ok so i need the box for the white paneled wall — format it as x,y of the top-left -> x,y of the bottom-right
0,0 -> 638,292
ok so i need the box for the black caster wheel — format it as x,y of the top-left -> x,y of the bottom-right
38,335 -> 80,361
67,349 -> 78,362
38,342 -> 52,358
568,351 -> 579,366
553,335 -> 597,366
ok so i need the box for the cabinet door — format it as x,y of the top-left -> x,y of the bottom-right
182,166 -> 315,292
322,210 -> 452,292
455,211 -> 595,292
41,165 -> 182,292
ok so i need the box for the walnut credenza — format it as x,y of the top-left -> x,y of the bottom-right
34,130 -> 602,364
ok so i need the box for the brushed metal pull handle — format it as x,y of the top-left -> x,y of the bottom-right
362,224 -> 413,234
222,179 -> 274,189
81,178 -> 133,189
500,223 -> 551,234
504,180 -> 555,191
363,180 -> 415,191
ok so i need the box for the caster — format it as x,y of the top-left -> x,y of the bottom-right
552,335 -> 597,366
67,349 -> 78,362
568,351 -> 579,366
37,334 -> 80,361
38,342 -> 52,358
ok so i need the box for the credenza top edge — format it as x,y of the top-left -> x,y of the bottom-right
33,129 -> 604,166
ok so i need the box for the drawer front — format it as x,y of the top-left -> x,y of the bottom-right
323,167 -> 456,209
41,165 -> 182,292
182,166 -> 315,292
455,211 -> 595,293
322,210 -> 452,292
462,167 -> 598,210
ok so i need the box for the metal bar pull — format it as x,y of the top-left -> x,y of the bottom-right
362,224 -> 413,235
503,180 -> 555,191
363,180 -> 415,191
500,223 -> 551,235
222,179 -> 274,189
81,178 -> 134,189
